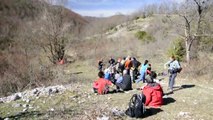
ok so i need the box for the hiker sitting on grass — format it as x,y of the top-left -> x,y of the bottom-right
141,72 -> 163,108
104,68 -> 111,80
114,71 -> 122,84
93,71 -> 113,95
116,70 -> 132,91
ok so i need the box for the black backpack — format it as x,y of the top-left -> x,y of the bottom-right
125,94 -> 146,118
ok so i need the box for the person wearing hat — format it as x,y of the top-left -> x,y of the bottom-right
141,72 -> 164,108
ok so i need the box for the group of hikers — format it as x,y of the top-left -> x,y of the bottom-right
93,55 -> 181,117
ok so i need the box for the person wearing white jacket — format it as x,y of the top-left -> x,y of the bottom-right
164,56 -> 181,93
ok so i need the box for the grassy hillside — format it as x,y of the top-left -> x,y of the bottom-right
0,0 -> 88,97
0,0 -> 213,119
1,61 -> 213,120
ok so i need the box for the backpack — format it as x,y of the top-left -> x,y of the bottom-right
176,67 -> 182,73
169,61 -> 182,73
125,94 -> 146,118
174,62 -> 182,73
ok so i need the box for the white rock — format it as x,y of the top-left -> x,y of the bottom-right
0,98 -> 4,103
33,89 -> 38,94
112,108 -> 125,116
23,108 -> 28,112
97,115 -> 109,120
13,103 -> 22,108
53,88 -> 59,93
50,108 -> 54,111
4,118 -> 9,120
29,106 -> 34,109
26,99 -> 31,103
0,85 -> 67,103
178,111 -> 189,117
23,104 -> 29,108
10,93 -> 21,101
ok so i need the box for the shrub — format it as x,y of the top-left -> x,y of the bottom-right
135,16 -> 140,20
167,38 -> 185,61
108,26 -> 118,32
135,31 -> 155,44
199,36 -> 213,52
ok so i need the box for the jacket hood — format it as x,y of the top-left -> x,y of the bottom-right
146,83 -> 162,91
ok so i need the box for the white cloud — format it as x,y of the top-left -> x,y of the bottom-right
73,9 -> 135,17
169,0 -> 186,4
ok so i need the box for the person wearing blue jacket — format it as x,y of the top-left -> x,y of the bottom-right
136,60 -> 149,83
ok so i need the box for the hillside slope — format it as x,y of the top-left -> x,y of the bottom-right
0,1 -> 213,119
0,0 -> 88,97
0,61 -> 213,120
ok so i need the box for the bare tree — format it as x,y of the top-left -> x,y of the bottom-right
178,0 -> 210,63
39,0 -> 73,64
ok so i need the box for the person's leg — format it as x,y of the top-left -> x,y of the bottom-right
136,73 -> 143,83
142,72 -> 146,83
135,78 -> 141,83
93,88 -> 98,93
170,73 -> 177,91
168,74 -> 172,90
115,82 -> 124,92
115,82 -> 122,89
133,70 -> 136,83
130,69 -> 134,82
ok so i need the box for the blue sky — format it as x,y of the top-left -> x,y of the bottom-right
66,0 -> 183,17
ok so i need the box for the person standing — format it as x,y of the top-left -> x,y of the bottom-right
136,60 -> 149,83
130,57 -> 141,83
98,59 -> 104,71
164,56 -> 181,93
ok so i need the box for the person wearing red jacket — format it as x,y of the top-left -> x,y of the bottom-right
93,71 -> 113,95
142,72 -> 163,108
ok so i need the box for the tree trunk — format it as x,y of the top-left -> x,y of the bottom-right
185,40 -> 190,64
186,49 -> 190,64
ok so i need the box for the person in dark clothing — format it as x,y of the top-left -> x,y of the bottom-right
109,57 -> 115,66
130,57 -> 141,82
116,70 -> 132,91
132,57 -> 141,69
98,59 -> 104,71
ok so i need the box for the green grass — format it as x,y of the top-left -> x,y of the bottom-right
135,31 -> 155,44
1,61 -> 213,120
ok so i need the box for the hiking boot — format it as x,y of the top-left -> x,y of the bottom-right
168,89 -> 173,94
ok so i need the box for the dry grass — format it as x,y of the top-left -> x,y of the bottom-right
180,53 -> 213,82
1,59 -> 213,120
